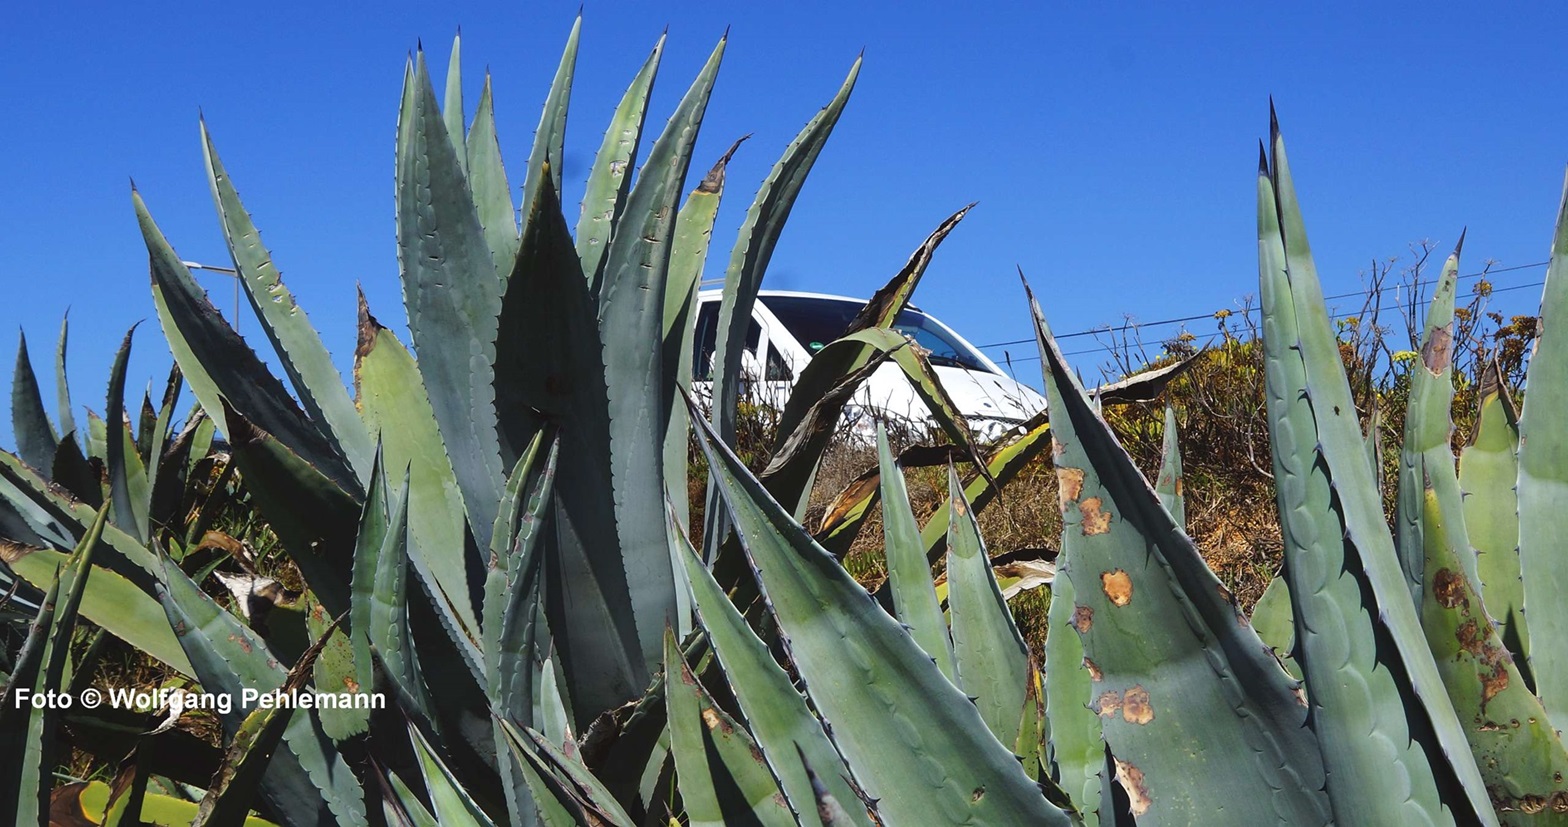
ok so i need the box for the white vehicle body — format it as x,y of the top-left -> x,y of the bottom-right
692,290 -> 1046,440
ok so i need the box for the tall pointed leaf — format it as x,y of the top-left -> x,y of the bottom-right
665,631 -> 796,827
944,464 -> 1029,747
1261,120 -> 1494,823
443,32 -> 466,174
200,122 -> 374,481
596,34 -> 725,682
466,73 -> 518,276
1394,241 -> 1471,604
664,141 -> 738,533
495,162 -> 641,722
104,326 -> 147,540
11,331 -> 57,474
710,56 -> 860,452
1032,286 -> 1331,825
1044,556 -> 1106,826
676,519 -> 874,827
54,314 -> 75,444
1461,358 -> 1528,676
1416,475 -> 1568,818
520,15 -> 580,263
576,36 -> 663,286
878,425 -> 954,681
1517,170 -> 1568,734
135,189 -> 358,495
692,407 -> 1071,826
396,51 -> 504,549
354,294 -> 478,636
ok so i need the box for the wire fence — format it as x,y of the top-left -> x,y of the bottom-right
979,260 -> 1550,363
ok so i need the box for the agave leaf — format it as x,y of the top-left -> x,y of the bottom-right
50,431 -> 100,508
442,32 -> 465,174
878,425 -> 955,681
1260,120 -> 1494,823
663,141 -> 739,533
104,326 -> 148,540
11,331 -> 58,475
347,443 -> 389,718
157,544 -> 367,826
794,745 -> 862,827
1461,357 -> 1528,677
0,449 -> 162,586
221,400 -> 357,616
1153,405 -> 1184,526
409,723 -> 495,827
494,721 -> 607,827
1394,241 -> 1471,604
396,50 -> 504,549
484,430 -> 557,827
501,721 -> 638,826
1016,659 -> 1044,782
692,405 -> 1070,826
375,765 -> 440,827
595,33 -> 725,679
664,630 -> 796,827
0,503 -> 105,827
303,593 -> 365,743
365,471 -> 435,726
576,36 -> 664,287
495,160 -> 640,722
761,327 -> 979,513
192,612 -> 346,827
702,56 -> 860,558
1416,475 -> 1568,820
353,294 -> 479,641
944,464 -> 1029,747
1032,284 -> 1333,825
200,122 -> 374,482
709,57 -> 861,451
1249,576 -> 1299,681
466,73 -> 518,277
1517,171 -> 1568,734
54,314 -> 76,446
135,189 -> 358,495
676,518 -> 874,827
1365,400 -> 1385,498
141,364 -> 182,521
519,14 -> 579,271
1,544 -> 193,677
1044,556 -> 1108,826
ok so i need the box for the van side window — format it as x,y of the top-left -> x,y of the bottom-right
691,303 -> 767,381
765,345 -> 792,381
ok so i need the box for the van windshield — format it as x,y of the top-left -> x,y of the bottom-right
759,295 -> 992,373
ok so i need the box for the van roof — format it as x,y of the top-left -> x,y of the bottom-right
695,288 -> 924,313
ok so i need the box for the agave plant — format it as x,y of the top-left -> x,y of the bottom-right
7,11 -> 1568,824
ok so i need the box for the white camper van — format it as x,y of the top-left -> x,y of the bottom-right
692,290 -> 1046,439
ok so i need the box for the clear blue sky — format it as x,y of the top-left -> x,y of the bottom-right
3,1 -> 1565,438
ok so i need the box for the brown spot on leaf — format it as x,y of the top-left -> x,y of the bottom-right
701,707 -> 725,732
1433,568 -> 1467,609
1056,467 -> 1084,510
1072,605 -> 1094,633
953,499 -> 968,518
1095,690 -> 1122,718
343,677 -> 360,693
228,633 -> 252,654
1457,620 -> 1486,657
1174,477 -> 1183,497
1051,438 -> 1067,458
1482,662 -> 1510,709
1084,658 -> 1103,681
1122,685 -> 1154,725
1080,497 -> 1112,535
1101,569 -> 1133,607
1114,759 -> 1152,816
971,787 -> 985,802
1423,325 -> 1453,373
